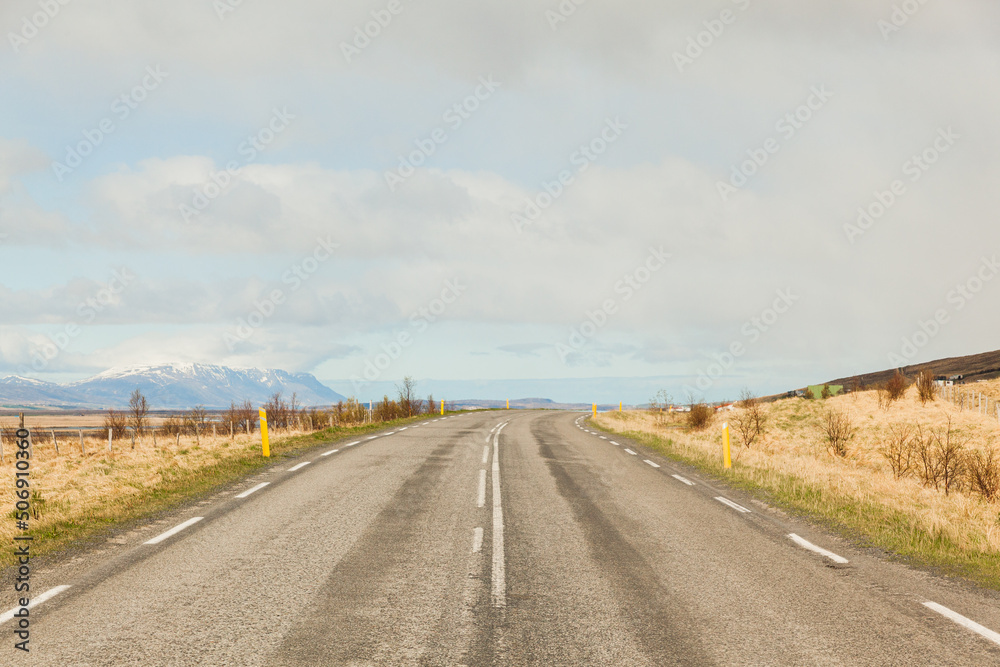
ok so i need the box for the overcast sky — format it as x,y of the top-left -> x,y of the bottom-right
1,0 -> 998,403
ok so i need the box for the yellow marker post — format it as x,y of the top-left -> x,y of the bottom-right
722,422 -> 732,469
619,401 -> 623,413
506,399 -> 509,410
592,403 -> 597,418
440,400 -> 445,416
259,409 -> 270,458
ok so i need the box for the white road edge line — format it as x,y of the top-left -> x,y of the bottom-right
366,436 -> 378,440
924,601 -> 1000,647
321,449 -> 339,457
398,427 -> 407,431
644,460 -> 661,468
624,448 -> 638,456
145,517 -> 204,545
0,586 -> 71,625
288,461 -> 311,472
477,470 -> 487,508
482,446 -> 490,465
671,474 -> 695,486
715,496 -> 751,513
235,482 -> 269,499
492,421 -> 509,608
610,441 -> 620,446
788,534 -> 849,564
345,441 -> 360,447
472,527 -> 484,554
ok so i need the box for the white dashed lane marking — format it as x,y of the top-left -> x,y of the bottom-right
288,461 -> 311,472
788,534 -> 849,564
321,449 -> 339,457
235,482 -> 269,498
715,497 -> 751,513
145,517 -> 204,545
0,586 -> 71,625
923,602 -> 1000,647
624,449 -> 638,456
644,460 -> 660,468
671,474 -> 695,486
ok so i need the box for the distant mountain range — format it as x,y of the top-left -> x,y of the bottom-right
0,364 -> 346,410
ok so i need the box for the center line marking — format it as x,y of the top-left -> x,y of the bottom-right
923,601 -> 1000,647
145,517 -> 203,545
715,496 -> 751,513
787,534 -> 849,564
321,449 -> 339,456
0,586 -> 71,625
482,446 -> 490,464
624,448 -> 638,456
644,460 -> 661,468
671,474 -> 695,486
235,482 -> 269,498
472,527 -> 484,553
477,470 -> 487,508
492,422 -> 508,608
288,461 -> 311,472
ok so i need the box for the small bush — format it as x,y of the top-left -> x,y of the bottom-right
732,389 -> 766,449
967,446 -> 1000,501
802,387 -> 814,400
821,384 -> 832,399
880,423 -> 915,479
824,410 -> 854,457
687,404 -> 713,430
103,409 -> 128,440
916,370 -> 937,404
886,370 -> 908,401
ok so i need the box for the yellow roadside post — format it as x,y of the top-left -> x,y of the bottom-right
440,400 -> 445,416
722,421 -> 732,469
260,409 -> 270,458
619,401 -> 622,413
592,403 -> 597,418
506,399 -> 509,410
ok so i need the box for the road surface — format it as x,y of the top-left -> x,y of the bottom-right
4,411 -> 1000,665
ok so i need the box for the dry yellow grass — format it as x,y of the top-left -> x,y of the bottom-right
595,380 -> 1000,586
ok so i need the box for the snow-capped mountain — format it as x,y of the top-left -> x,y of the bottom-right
0,364 -> 346,409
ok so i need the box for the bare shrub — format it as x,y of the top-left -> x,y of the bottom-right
966,446 -> 1000,501
802,386 -> 814,400
914,425 -> 944,490
687,403 -> 713,430
824,410 -> 854,457
731,389 -> 766,449
103,408 -> 128,440
886,370 -> 908,401
933,417 -> 967,496
821,384 -> 832,399
876,386 -> 892,411
396,376 -> 418,417
880,423 -> 915,479
916,370 -> 937,405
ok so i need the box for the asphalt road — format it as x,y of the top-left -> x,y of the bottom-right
5,411 -> 1000,665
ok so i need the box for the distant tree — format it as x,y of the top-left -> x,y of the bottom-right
104,408 -> 128,440
396,376 -> 417,416
821,384 -> 832,399
732,389 -> 766,449
426,394 -> 435,415
128,388 -> 150,436
802,387 -> 814,400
